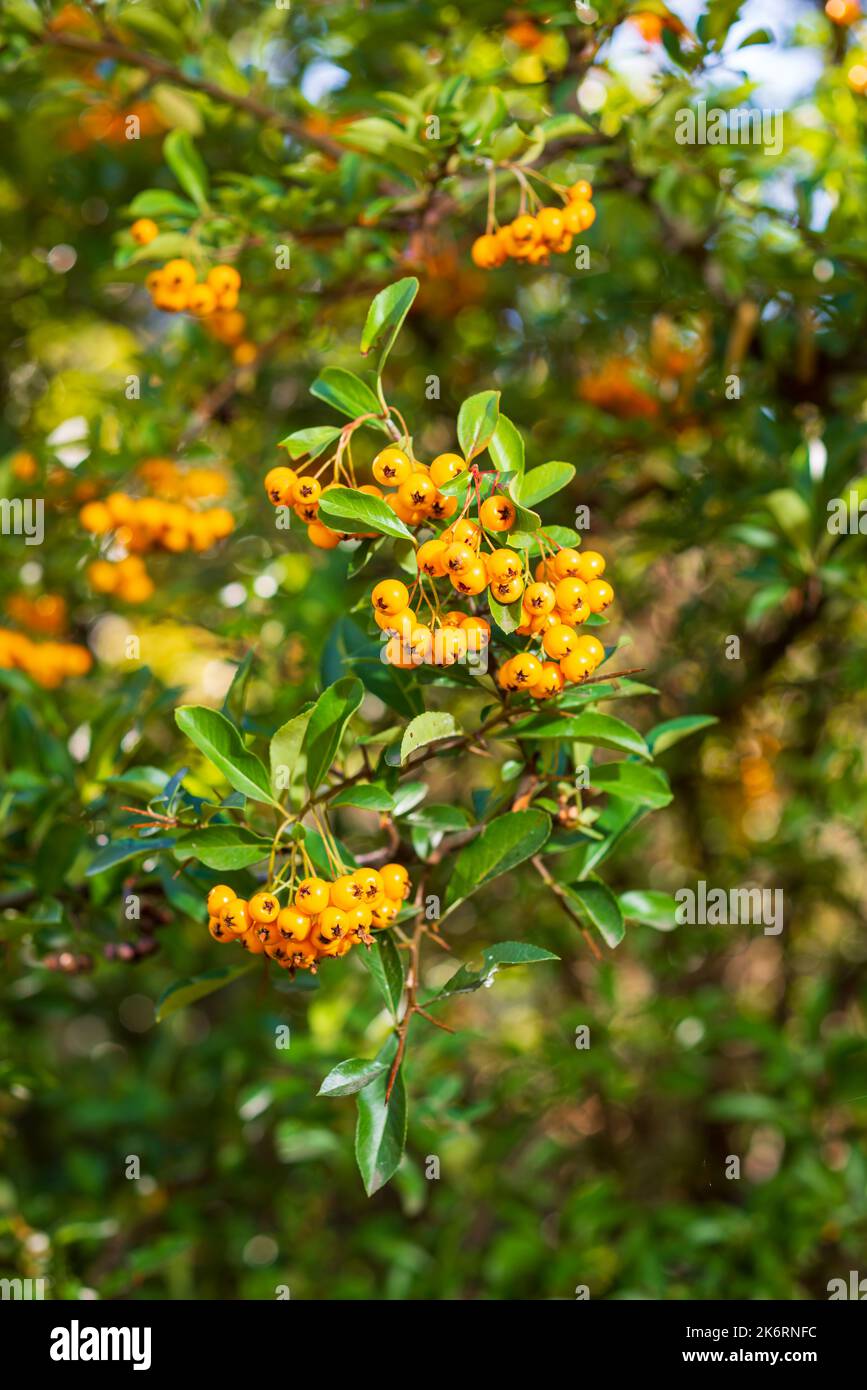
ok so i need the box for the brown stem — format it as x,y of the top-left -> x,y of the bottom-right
532,856 -> 602,961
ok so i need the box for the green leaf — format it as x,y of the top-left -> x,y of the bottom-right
360,933 -> 406,1017
162,129 -> 209,211
172,826 -> 271,871
318,485 -> 414,542
155,963 -> 256,1023
429,941 -> 559,1000
488,594 -> 524,634
128,232 -> 200,265
512,461 -> 575,507
269,708 -> 312,803
400,711 -> 460,764
511,712 -> 650,759
86,837 -> 174,877
561,876 -> 625,948
457,391 -> 501,461
444,809 -> 551,916
280,426 -> 342,462
360,277 -> 419,374
619,890 -> 678,932
127,190 -> 199,219
318,1057 -> 389,1098
117,6 -> 184,56
305,676 -> 364,793
590,763 -> 673,809
310,367 -> 386,425
222,650 -> 254,726
354,1040 -> 407,1196
175,706 -> 277,806
646,715 -> 718,755
329,783 -> 394,812
488,414 -> 525,476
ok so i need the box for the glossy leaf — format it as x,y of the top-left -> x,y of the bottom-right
175,706 -> 276,806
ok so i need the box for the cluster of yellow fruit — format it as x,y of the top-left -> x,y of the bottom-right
0,628 -> 92,688
374,538 -> 612,691
136,456 -> 228,501
132,233 -> 256,365
264,445 -> 471,549
471,181 -> 596,270
204,864 -> 411,974
80,492 -> 234,603
80,492 -> 234,553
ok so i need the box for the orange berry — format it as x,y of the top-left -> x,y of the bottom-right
553,547 -> 583,578
206,884 -> 235,918
450,560 -> 488,596
586,579 -> 614,613
292,476 -> 321,506
79,501 -> 113,535
480,495 -> 516,532
249,892 -> 279,924
543,623 -> 578,660
398,472 -> 436,510
491,575 -> 524,605
264,466 -> 297,506
536,207 -> 565,243
573,634 -> 605,668
554,577 -> 589,611
277,907 -> 312,942
188,283 -> 217,316
372,447 -> 411,485
429,453 -> 466,487
207,264 -> 241,296
295,877 -> 330,915
380,863 -> 410,901
569,180 -> 593,202
353,868 -> 385,906
416,538 -> 449,577
220,898 -> 251,935
509,652 -> 543,688
576,550 -> 606,582
308,521 -> 340,549
240,925 -> 267,954
208,916 -> 232,942
130,218 -> 158,246
471,233 -> 506,269
487,548 -> 522,581
510,215 -> 540,247
560,650 -> 594,684
233,341 -> 257,366
330,874 -> 363,910
372,579 -> 410,615
374,606 -> 416,635
523,582 -> 556,616
531,662 -> 566,699
163,258 -> 197,291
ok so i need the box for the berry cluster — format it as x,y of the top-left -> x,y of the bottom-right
80,493 -> 234,552
471,181 -> 596,270
264,446 -> 468,549
205,865 -> 411,974
137,247 -> 256,364
0,628 -> 92,688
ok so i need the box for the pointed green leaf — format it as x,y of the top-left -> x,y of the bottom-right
619,890 -> 678,931
304,677 -> 364,792
359,932 -> 406,1017
561,876 -> 625,948
318,1057 -> 389,1098
646,715 -> 718,755
488,414 -> 525,476
444,809 -> 551,916
360,277 -> 419,374
590,762 -> 673,809
172,826 -> 271,871
270,708 -> 312,800
354,1040 -> 407,1196
175,706 -> 277,806
280,426 -> 342,462
457,390 -> 500,461
310,367 -> 385,425
163,129 -> 209,211
318,484 -> 414,541
400,711 -> 460,764
428,940 -> 559,1000
512,461 -> 575,507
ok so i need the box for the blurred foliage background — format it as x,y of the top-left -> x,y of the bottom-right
1,0 -> 866,1299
